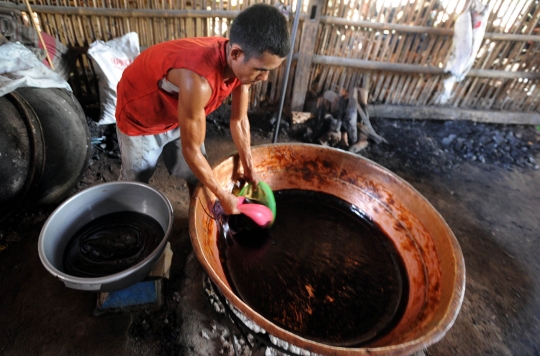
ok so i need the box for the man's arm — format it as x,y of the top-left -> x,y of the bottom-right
168,68 -> 240,215
230,84 -> 261,184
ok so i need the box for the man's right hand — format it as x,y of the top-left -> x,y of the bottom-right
218,191 -> 241,215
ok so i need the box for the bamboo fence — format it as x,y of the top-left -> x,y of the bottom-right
301,0 -> 540,117
7,0 -> 540,122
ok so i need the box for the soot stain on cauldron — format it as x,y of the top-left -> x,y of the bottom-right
302,171 -> 315,182
216,190 -> 409,347
63,211 -> 163,277
305,159 -> 325,172
392,218 -> 407,235
359,180 -> 384,202
321,159 -> 334,169
339,169 -> 362,186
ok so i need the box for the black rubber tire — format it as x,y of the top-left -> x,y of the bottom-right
15,87 -> 92,206
0,92 -> 46,225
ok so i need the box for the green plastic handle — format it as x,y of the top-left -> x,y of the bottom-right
238,181 -> 276,225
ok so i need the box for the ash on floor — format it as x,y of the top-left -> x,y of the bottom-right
361,119 -> 540,174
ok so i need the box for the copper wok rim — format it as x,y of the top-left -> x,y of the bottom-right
189,143 -> 466,356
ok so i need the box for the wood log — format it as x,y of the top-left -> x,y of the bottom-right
355,88 -> 387,144
366,105 -> 540,125
348,133 -> 369,154
291,111 -> 312,125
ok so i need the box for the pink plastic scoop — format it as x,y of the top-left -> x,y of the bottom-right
236,196 -> 273,228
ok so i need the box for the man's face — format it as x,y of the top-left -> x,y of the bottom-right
230,48 -> 285,85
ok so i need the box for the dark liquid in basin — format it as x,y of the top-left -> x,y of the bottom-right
218,190 -> 408,346
63,211 -> 164,278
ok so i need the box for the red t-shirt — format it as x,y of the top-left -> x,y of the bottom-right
116,37 -> 241,136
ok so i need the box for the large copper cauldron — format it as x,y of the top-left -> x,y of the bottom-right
189,143 -> 465,355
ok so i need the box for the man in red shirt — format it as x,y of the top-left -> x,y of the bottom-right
115,4 -> 290,215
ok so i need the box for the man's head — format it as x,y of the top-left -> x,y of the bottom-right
230,4 -> 290,60
228,4 -> 290,84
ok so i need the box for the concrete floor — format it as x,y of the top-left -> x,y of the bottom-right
1,127 -> 539,355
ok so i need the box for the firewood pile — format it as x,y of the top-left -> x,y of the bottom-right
298,88 -> 386,154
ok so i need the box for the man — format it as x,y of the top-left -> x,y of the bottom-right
115,4 -> 290,215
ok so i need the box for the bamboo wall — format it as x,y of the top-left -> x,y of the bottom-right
10,0 -> 540,116
306,0 -> 540,113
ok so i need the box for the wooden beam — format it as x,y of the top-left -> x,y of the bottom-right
290,0 -> 325,112
467,68 -> 540,80
484,32 -> 540,42
11,5 -> 239,18
320,16 -> 453,36
14,4 -> 540,43
320,16 -> 540,42
312,55 -> 444,74
310,55 -> 540,80
367,105 -> 540,125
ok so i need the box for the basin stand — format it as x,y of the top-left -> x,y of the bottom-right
93,242 -> 173,316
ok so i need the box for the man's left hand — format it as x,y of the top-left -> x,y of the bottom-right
243,168 -> 261,186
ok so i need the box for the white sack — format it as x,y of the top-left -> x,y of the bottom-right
87,32 -> 140,125
0,42 -> 71,97
435,0 -> 489,104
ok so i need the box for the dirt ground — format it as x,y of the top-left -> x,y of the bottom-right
1,111 -> 539,356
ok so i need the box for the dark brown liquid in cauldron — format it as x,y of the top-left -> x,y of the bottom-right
218,190 -> 408,347
63,211 -> 164,278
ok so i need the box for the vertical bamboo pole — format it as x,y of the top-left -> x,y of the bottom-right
24,0 -> 55,69
122,0 -> 130,35
396,76 -> 412,103
372,72 -> 385,102
36,0 -> 54,39
63,0 -> 76,46
48,0 -> 67,43
72,0 -> 87,47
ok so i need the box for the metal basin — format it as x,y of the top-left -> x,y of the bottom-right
189,143 -> 465,355
39,181 -> 173,292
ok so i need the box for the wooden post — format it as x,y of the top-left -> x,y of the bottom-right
290,0 -> 325,112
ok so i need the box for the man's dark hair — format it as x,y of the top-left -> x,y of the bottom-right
230,4 -> 290,60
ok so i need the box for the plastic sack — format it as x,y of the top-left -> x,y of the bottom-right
0,42 -> 71,97
87,32 -> 140,125
435,0 -> 488,105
